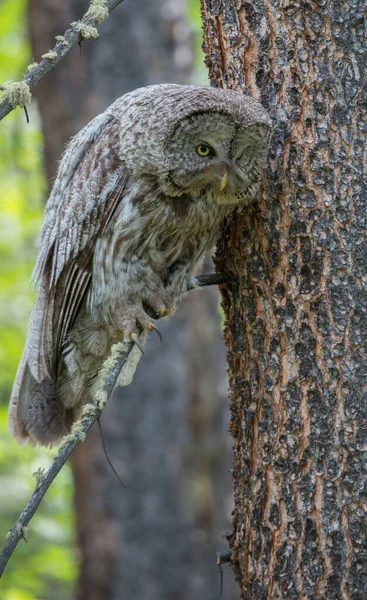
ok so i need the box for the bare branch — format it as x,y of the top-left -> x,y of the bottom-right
0,273 -> 225,577
191,273 -> 230,288
0,0 -> 125,123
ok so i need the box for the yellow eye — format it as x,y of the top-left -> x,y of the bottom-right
196,144 -> 212,157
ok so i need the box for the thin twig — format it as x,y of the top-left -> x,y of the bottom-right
97,417 -> 125,487
0,273 -> 227,577
0,0 -> 125,123
191,273 -> 229,288
217,550 -> 232,596
217,550 -> 232,565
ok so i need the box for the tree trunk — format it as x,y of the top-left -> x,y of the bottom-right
28,2 -> 237,598
200,1 -> 367,599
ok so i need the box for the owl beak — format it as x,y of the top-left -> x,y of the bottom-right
206,163 -> 230,191
219,170 -> 228,192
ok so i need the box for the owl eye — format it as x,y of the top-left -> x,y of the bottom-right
196,143 -> 213,157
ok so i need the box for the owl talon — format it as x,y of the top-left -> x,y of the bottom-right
130,333 -> 144,354
144,304 -> 173,320
154,307 -> 173,319
150,323 -> 163,343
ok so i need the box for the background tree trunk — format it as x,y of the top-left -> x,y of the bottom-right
28,1 -> 237,598
200,1 -> 367,599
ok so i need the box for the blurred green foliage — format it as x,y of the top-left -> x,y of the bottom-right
0,1 -> 205,598
188,0 -> 207,83
0,1 -> 76,598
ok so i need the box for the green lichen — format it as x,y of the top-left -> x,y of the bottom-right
86,0 -> 109,24
92,342 -> 127,408
60,342 -> 126,447
27,60 -> 38,72
1,81 -> 32,109
63,421 -> 87,446
42,50 -> 58,60
16,523 -> 29,540
70,421 -> 87,442
60,419 -> 88,448
74,22 -> 99,40
81,403 -> 98,418
95,389 -> 108,409
55,35 -> 69,46
99,342 -> 126,382
33,467 -> 45,486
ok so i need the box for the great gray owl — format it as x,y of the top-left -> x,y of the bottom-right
8,84 -> 271,446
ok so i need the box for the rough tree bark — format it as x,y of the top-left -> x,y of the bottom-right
28,1 -> 237,599
201,1 -> 366,599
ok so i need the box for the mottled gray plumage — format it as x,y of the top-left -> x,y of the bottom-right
8,84 -> 271,446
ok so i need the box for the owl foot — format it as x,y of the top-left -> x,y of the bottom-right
150,323 -> 163,343
114,292 -> 173,345
131,332 -> 145,354
142,287 -> 174,320
114,304 -> 155,340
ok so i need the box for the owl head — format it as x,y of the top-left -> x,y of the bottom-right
111,84 -> 272,205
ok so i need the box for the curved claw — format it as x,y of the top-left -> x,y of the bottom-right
131,332 -> 144,354
150,323 -> 163,344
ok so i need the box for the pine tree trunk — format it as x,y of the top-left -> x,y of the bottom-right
200,1 -> 367,598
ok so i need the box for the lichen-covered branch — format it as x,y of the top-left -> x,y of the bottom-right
0,274 -> 225,578
0,0 -> 125,122
0,340 -> 133,578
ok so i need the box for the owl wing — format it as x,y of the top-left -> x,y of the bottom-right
29,111 -> 128,381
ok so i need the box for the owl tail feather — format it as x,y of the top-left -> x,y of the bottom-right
8,351 -> 74,447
